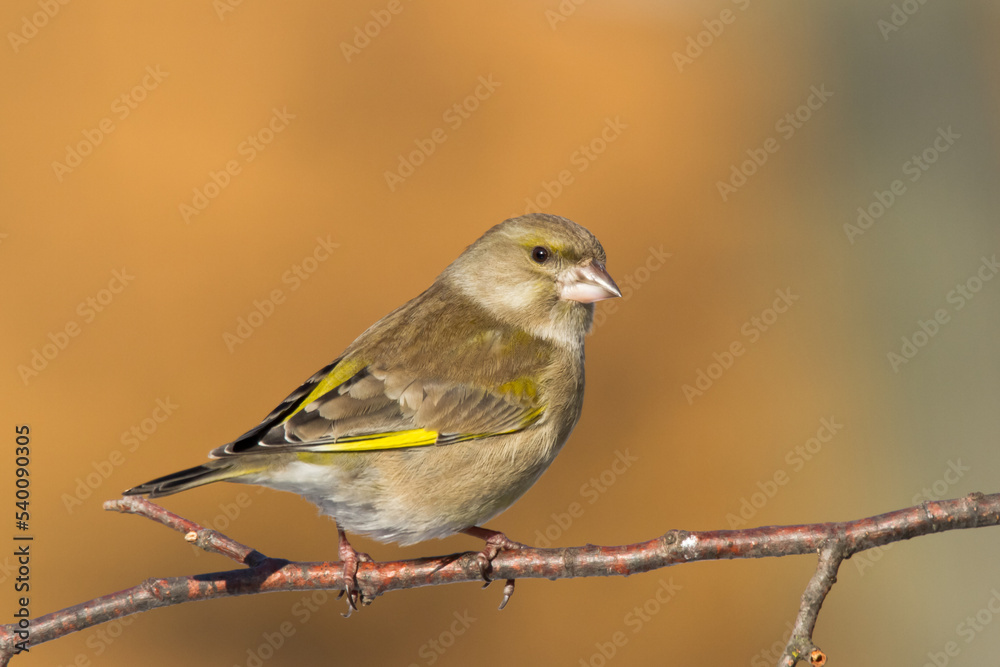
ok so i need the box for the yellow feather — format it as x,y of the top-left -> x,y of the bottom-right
291,406 -> 545,456
282,357 -> 367,423
297,428 -> 439,453
498,377 -> 538,401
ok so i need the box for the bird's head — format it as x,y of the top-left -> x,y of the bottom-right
442,213 -> 621,346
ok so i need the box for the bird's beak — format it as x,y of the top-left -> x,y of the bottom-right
559,260 -> 622,303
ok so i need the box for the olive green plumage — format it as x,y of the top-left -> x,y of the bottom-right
125,213 -> 619,546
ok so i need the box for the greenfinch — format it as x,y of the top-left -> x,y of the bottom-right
125,213 -> 620,608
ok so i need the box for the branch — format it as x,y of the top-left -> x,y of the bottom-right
780,540 -> 843,666
1,493 -> 997,666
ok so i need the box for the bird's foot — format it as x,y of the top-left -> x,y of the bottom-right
336,527 -> 372,616
462,526 -> 524,610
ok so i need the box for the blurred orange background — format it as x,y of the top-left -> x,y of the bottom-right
3,1 -> 1000,665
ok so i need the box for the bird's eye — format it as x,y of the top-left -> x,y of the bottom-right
531,246 -> 550,264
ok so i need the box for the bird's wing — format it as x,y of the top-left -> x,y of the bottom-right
210,356 -> 545,458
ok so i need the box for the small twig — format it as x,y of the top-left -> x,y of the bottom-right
778,539 -> 845,666
104,498 -> 270,565
0,493 -> 997,664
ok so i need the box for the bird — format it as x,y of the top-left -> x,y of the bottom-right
124,212 -> 620,610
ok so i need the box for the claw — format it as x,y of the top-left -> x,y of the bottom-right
462,526 -> 523,609
337,527 -> 372,617
498,579 -> 516,610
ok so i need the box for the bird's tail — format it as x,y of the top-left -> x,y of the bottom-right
123,460 -> 247,498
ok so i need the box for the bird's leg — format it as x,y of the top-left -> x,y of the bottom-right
462,526 -> 524,609
336,526 -> 372,616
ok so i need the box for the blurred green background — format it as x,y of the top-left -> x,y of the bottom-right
2,1 -> 999,665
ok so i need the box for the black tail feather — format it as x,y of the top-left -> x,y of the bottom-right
123,461 -> 236,498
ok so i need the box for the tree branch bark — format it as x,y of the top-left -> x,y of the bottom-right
1,492 -> 997,666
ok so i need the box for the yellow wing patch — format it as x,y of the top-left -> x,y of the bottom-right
292,405 -> 545,457
298,428 -> 440,453
294,429 -> 439,460
282,357 -> 367,424
498,377 -> 538,401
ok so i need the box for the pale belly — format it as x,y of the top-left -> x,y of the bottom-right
238,426 -> 562,545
